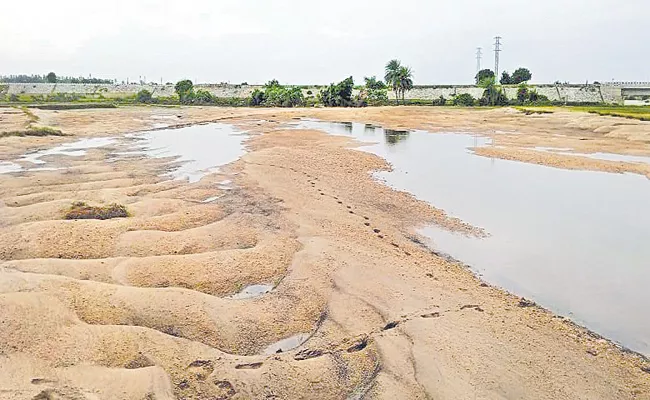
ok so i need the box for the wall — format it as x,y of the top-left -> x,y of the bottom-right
1,82 -> 624,104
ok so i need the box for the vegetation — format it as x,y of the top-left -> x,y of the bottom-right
64,202 -> 129,220
33,103 -> 117,110
384,60 -> 414,103
0,74 -> 113,84
516,106 -> 650,120
514,83 -> 549,105
319,77 -> 355,107
174,80 -> 195,103
452,93 -> 476,106
135,89 -> 154,103
46,72 -> 57,83
0,126 -> 66,138
475,69 -> 495,84
478,76 -> 508,106
501,68 -> 532,84
362,76 -> 389,105
249,80 -> 305,107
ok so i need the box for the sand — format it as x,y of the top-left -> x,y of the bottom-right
0,106 -> 649,400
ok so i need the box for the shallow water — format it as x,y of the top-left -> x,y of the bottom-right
295,119 -> 650,356
129,123 -> 246,183
20,137 -> 117,165
534,147 -> 650,165
228,284 -> 274,300
263,333 -> 310,355
0,161 -> 23,174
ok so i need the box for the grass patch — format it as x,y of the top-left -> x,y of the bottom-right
64,201 -> 130,220
516,107 -> 555,115
575,106 -> 650,121
0,126 -> 66,138
33,103 -> 117,110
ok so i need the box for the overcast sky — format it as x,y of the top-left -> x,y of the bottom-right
2,0 -> 648,85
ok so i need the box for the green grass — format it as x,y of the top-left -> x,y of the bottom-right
517,105 -> 650,121
33,103 -> 117,110
0,126 -> 66,138
64,202 -> 130,220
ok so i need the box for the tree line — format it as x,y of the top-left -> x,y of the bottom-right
0,72 -> 113,84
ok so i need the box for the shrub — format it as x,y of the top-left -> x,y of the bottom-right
319,77 -> 354,107
512,68 -> 532,84
174,80 -> 194,103
480,85 -> 508,106
0,126 -> 66,138
135,89 -> 153,103
191,89 -> 215,104
64,202 -> 129,220
9,94 -> 18,102
432,95 -> 447,106
475,69 -> 495,84
453,93 -> 476,106
248,81 -> 304,107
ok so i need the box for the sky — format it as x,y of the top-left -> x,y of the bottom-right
1,0 -> 648,85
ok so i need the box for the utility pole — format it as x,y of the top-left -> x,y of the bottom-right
476,47 -> 482,73
494,36 -> 502,80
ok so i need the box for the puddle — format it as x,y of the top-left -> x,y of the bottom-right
0,161 -> 23,174
128,123 -> 246,183
298,119 -> 650,356
227,284 -> 273,300
202,195 -> 223,203
20,137 -> 117,165
263,333 -> 310,355
534,147 -> 650,165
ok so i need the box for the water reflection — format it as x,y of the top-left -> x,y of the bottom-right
293,118 -> 650,356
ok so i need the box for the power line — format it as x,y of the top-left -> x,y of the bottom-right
494,36 -> 502,80
476,47 -> 482,72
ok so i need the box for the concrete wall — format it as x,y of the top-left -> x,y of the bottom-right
1,82 -> 624,104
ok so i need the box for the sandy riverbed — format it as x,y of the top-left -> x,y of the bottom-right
0,106 -> 649,399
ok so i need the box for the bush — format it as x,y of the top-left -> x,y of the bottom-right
475,69 -> 495,84
512,68 -> 532,84
191,89 -> 215,104
480,85 -> 509,106
432,95 -> 447,106
248,81 -> 304,107
64,202 -> 129,220
453,93 -> 476,106
135,89 -> 154,103
174,80 -> 194,103
319,76 -> 355,107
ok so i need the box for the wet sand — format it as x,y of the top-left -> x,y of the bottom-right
0,106 -> 649,399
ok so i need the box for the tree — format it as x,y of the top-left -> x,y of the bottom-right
396,66 -> 414,102
500,71 -> 512,85
174,79 -> 194,103
46,72 -> 57,83
475,69 -> 495,84
453,93 -> 476,106
384,59 -> 402,101
511,68 -> 532,84
135,89 -> 153,103
364,76 -> 385,90
319,77 -> 355,107
479,76 -> 508,106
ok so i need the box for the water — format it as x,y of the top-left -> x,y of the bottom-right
263,333 -> 310,355
20,137 -> 117,165
129,124 -> 246,183
228,284 -> 274,300
534,147 -> 650,165
295,119 -> 650,356
0,161 -> 23,174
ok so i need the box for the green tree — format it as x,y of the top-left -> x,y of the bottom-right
396,66 -> 414,102
500,71 -> 512,85
46,72 -> 57,83
511,68 -> 532,84
174,80 -> 194,103
319,77 -> 355,107
475,69 -> 495,84
384,59 -> 402,101
453,93 -> 476,106
364,76 -> 386,90
135,89 -> 153,103
478,76 -> 508,106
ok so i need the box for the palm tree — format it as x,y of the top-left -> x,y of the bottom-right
396,66 -> 414,102
384,59 -> 401,102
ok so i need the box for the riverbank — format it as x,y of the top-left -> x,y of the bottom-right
0,106 -> 648,399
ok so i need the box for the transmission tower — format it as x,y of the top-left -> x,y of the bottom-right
494,36 -> 502,80
476,47 -> 482,72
